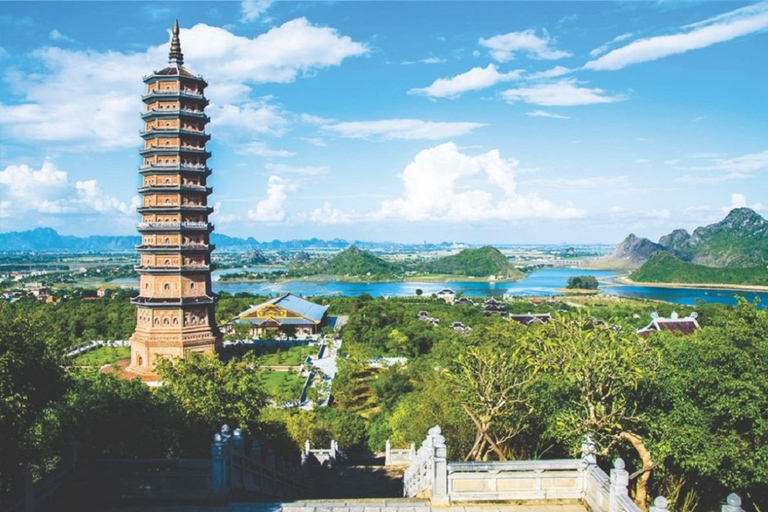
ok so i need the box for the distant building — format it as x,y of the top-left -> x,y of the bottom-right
436,288 -> 455,303
483,298 -> 505,316
225,293 -> 329,338
451,321 -> 472,335
637,311 -> 699,338
509,313 -> 551,326
97,287 -> 108,297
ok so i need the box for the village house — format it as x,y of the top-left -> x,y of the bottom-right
637,311 -> 699,338
509,313 -> 551,326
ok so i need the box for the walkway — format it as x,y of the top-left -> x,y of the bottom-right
102,501 -> 588,512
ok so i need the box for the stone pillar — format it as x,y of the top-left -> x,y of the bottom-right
251,440 -> 262,461
431,427 -> 449,506
305,439 -> 311,455
722,494 -> 744,512
330,440 -> 337,464
581,433 -> 597,468
230,428 -> 244,491
609,458 -> 629,512
385,439 -> 392,466
650,496 -> 669,512
210,433 -> 229,500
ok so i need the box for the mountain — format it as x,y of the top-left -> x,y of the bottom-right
607,234 -> 664,269
605,208 -> 768,270
659,208 -> 768,267
629,251 -> 768,286
288,245 -> 402,277
418,246 -> 523,278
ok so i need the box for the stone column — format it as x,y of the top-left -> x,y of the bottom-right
722,494 -> 745,512
230,428 -> 244,491
609,458 -> 629,512
650,496 -> 669,512
210,433 -> 229,500
385,439 -> 392,466
431,427 -> 449,506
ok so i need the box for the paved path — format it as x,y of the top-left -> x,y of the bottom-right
103,500 -> 588,512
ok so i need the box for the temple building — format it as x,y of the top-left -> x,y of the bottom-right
223,293 -> 329,338
128,21 -> 220,376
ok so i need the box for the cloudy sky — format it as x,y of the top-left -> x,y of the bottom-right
1,1 -> 767,244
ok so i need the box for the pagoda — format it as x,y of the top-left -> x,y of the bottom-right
128,21 -> 220,376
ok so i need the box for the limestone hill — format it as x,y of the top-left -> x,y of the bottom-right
417,246 -> 523,279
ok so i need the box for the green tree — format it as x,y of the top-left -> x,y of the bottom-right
533,313 -> 659,509
155,353 -> 268,455
0,303 -> 65,498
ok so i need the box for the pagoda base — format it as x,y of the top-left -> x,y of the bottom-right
128,330 -> 221,377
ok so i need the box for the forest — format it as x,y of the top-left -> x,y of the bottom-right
1,292 -> 766,512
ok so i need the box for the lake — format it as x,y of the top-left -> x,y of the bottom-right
111,268 -> 768,308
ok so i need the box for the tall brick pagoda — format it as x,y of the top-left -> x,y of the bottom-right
129,21 -> 220,376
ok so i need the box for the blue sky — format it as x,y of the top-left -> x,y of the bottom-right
1,1 -> 767,244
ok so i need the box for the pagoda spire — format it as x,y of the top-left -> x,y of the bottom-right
168,19 -> 184,67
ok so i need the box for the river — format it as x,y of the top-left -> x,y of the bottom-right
110,267 -> 768,307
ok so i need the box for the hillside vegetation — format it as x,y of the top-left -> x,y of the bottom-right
417,246 -> 523,278
629,251 -> 768,286
287,245 -> 402,278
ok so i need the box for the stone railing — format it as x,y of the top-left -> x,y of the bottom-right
400,428 -> 751,511
385,440 -> 413,466
301,439 -> 343,467
221,428 -> 312,500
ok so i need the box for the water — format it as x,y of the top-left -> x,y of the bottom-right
111,268 -> 768,308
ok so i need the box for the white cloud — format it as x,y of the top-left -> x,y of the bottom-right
528,65 -> 573,79
674,149 -> 768,183
247,175 -> 297,222
265,163 -> 328,175
323,119 -> 485,140
49,29 -> 73,42
293,202 -> 353,225
241,0 -> 274,23
525,110 -> 570,119
522,175 -> 630,188
375,142 -> 583,222
589,32 -> 633,57
0,201 -> 10,218
501,78 -> 625,106
584,3 -> 768,71
403,57 -> 448,65
301,137 -> 328,147
0,19 -> 367,150
408,64 -> 523,99
722,193 -> 765,213
479,29 -> 571,62
209,100 -> 288,137
237,141 -> 296,157
0,161 -> 131,217
75,180 -> 133,215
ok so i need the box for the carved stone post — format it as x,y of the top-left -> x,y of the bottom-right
210,433 -> 229,500
305,439 -> 311,455
230,428 -> 244,491
650,496 -> 669,512
722,494 -> 745,512
609,458 -> 629,512
385,439 -> 392,466
581,434 -> 597,468
431,427 -> 449,505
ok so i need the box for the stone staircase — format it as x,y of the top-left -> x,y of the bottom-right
309,464 -> 406,499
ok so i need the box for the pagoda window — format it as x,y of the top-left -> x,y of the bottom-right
165,178 -> 171,184
138,356 -> 143,366
164,237 -> 170,244
164,259 -> 170,266
190,282 -> 196,289
164,283 -> 171,291
164,318 -> 169,325
154,318 -> 159,325
165,199 -> 170,204
173,318 -> 179,325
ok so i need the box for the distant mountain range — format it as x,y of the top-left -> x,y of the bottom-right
609,208 -> 768,270
0,227 -> 462,253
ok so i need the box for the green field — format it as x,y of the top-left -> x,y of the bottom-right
71,345 -> 130,366
256,345 -> 317,366
258,369 -> 306,399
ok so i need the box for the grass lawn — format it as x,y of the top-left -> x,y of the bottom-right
257,345 -> 317,366
258,369 -> 306,397
72,346 -> 130,366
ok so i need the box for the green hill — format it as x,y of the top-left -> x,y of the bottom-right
287,245 -> 402,278
417,246 -> 523,279
629,251 -> 768,286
